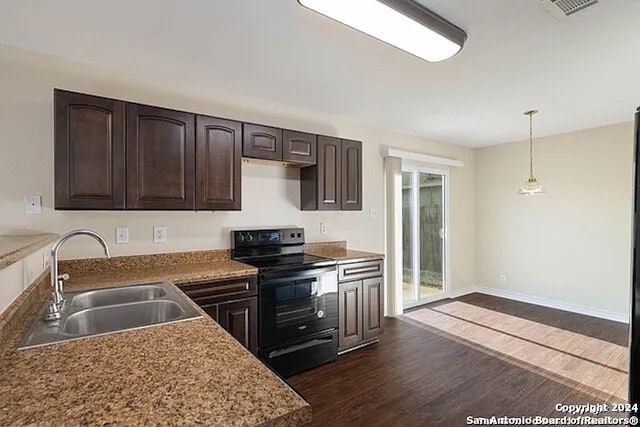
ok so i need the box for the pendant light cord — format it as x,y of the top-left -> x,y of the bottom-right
529,112 -> 534,178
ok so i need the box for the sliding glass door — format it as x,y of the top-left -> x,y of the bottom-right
402,166 -> 448,308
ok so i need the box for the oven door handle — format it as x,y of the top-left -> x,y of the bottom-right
267,337 -> 335,359
260,266 -> 337,285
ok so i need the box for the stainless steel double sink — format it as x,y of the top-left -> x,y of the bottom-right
19,282 -> 201,349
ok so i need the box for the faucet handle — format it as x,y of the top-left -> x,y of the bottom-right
57,273 -> 70,281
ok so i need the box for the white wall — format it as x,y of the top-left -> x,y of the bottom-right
0,44 -> 476,290
0,245 -> 50,314
475,122 -> 634,316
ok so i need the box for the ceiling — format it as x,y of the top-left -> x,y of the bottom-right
0,0 -> 639,147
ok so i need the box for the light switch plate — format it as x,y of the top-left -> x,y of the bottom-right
153,226 -> 167,243
24,195 -> 42,215
116,227 -> 129,244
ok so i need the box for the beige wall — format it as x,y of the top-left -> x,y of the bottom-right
475,122 -> 634,316
0,245 -> 50,314
4,44 -> 629,318
0,45 -> 476,290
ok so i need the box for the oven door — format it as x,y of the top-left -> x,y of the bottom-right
259,265 -> 338,349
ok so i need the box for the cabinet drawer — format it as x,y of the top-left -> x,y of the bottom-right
178,275 -> 257,305
242,123 -> 283,161
339,260 -> 384,282
283,130 -> 316,165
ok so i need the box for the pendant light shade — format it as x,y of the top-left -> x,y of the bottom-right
518,110 -> 545,196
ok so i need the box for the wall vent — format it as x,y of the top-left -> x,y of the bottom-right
540,0 -> 603,20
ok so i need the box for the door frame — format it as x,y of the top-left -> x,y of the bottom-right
401,165 -> 451,310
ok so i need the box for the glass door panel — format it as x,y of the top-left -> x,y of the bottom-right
402,171 -> 416,303
418,173 -> 444,299
402,168 -> 446,308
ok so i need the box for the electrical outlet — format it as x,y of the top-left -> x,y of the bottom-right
24,195 -> 42,214
153,226 -> 167,243
499,274 -> 506,284
320,223 -> 328,235
116,227 -> 129,244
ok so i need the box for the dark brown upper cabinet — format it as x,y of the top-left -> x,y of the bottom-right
300,137 -> 362,211
196,116 -> 242,210
283,130 -> 317,165
54,90 -> 126,209
300,136 -> 341,210
242,123 -> 282,161
126,104 -> 195,209
341,139 -> 363,210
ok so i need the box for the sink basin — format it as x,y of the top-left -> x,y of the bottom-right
19,282 -> 201,349
69,284 -> 167,309
62,300 -> 184,335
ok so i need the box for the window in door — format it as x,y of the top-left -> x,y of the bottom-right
402,167 -> 448,308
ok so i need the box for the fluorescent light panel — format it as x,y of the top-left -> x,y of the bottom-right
299,0 -> 465,62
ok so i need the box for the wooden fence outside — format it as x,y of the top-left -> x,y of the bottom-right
402,204 -> 443,284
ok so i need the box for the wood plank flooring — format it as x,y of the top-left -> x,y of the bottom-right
287,294 -> 629,427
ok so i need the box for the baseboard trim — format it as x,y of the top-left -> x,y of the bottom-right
473,285 -> 629,324
448,286 -> 477,299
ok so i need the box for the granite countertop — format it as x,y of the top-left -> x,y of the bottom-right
62,259 -> 258,292
0,233 -> 57,270
0,258 -> 311,426
306,246 -> 384,264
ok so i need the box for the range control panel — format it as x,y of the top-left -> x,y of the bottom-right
231,228 -> 305,249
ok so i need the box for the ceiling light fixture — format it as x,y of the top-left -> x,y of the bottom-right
518,110 -> 545,196
297,0 -> 467,62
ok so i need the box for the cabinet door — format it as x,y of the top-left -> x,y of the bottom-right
338,280 -> 362,350
218,298 -> 258,354
126,104 -> 195,209
242,123 -> 282,161
283,130 -> 316,165
300,136 -> 341,210
201,303 -> 219,322
341,139 -> 362,210
318,136 -> 342,210
196,116 -> 242,210
54,90 -> 125,209
363,277 -> 384,340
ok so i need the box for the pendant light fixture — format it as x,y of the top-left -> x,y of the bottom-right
297,0 -> 467,62
518,110 -> 545,196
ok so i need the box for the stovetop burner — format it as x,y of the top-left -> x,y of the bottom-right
236,253 -> 335,271
230,227 -> 336,272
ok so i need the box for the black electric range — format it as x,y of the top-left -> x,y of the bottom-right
231,228 -> 338,377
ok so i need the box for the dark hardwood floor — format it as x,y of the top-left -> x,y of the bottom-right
287,294 -> 629,427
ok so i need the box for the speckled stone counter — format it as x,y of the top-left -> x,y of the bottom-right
0,251 -> 311,426
305,242 -> 384,264
62,259 -> 258,292
0,233 -> 57,270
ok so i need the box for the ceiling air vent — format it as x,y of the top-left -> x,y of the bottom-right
539,0 -> 603,20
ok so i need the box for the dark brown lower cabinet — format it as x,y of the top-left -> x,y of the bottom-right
178,275 -> 258,354
363,277 -> 384,340
218,298 -> 258,354
338,281 -> 362,349
201,303 -> 219,322
338,260 -> 384,353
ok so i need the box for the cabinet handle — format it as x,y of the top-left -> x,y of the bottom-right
344,265 -> 380,276
267,338 -> 334,358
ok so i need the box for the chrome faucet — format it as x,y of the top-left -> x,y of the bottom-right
45,229 -> 111,321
